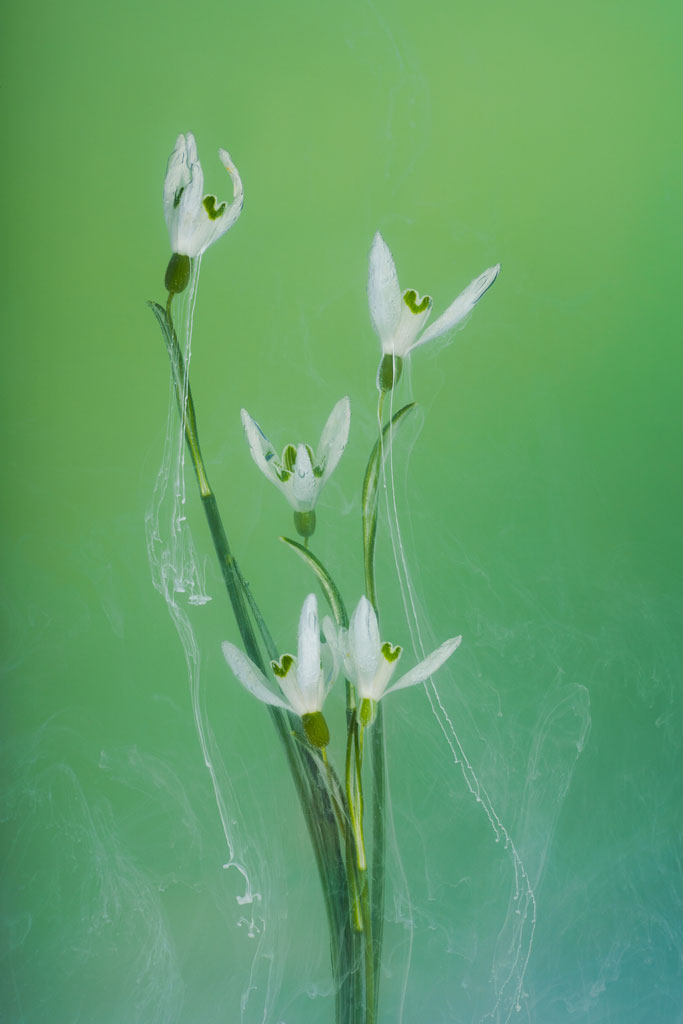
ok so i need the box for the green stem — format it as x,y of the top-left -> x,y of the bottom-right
360,393 -> 417,1020
369,704 -> 385,1018
345,710 -> 375,1024
361,400 -> 417,610
150,295 -> 357,1024
345,711 -> 367,874
359,871 -> 375,1024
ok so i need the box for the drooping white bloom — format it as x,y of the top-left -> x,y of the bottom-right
241,397 -> 351,514
222,594 -> 335,746
323,596 -> 461,714
163,132 -> 244,258
368,231 -> 500,359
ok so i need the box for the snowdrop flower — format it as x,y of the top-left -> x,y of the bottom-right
368,231 -> 500,391
222,594 -> 334,748
323,596 -> 461,725
163,131 -> 244,294
241,397 -> 351,539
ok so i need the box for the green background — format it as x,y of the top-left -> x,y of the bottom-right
3,1 -> 682,1021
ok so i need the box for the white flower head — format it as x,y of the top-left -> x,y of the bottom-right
222,594 -> 335,747
163,132 -> 244,259
323,596 -> 461,722
368,232 -> 500,387
241,397 -> 351,537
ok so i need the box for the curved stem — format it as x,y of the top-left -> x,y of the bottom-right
360,391 -> 417,1021
150,295 -> 357,1023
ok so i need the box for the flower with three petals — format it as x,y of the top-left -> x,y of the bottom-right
163,132 -> 244,293
241,397 -> 351,539
323,596 -> 461,724
222,594 -> 335,748
368,231 -> 500,391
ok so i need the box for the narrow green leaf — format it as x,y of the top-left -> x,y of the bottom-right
280,536 -> 348,627
147,300 -> 174,353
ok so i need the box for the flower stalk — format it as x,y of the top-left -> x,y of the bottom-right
150,293 -> 360,1024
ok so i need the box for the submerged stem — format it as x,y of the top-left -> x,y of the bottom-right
150,294 -> 358,1023
360,390 -> 417,1020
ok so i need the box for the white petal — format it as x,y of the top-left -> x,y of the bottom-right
217,148 -> 245,230
360,645 -> 400,701
163,134 -> 191,236
182,151 -> 245,256
241,409 -> 280,482
383,636 -> 462,696
185,131 -> 198,165
321,641 -> 338,698
275,664 -> 308,717
321,615 -> 338,647
296,594 -> 322,704
317,397 -> 350,485
174,149 -> 205,256
349,597 -> 381,691
368,232 -> 402,349
292,444 -> 318,510
388,290 -> 433,357
322,617 -> 353,682
222,642 -> 290,709
415,265 -> 501,349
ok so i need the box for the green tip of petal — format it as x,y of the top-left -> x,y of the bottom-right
271,654 -> 294,678
404,289 -> 430,314
302,711 -> 330,748
381,641 -> 402,663
202,194 -> 227,220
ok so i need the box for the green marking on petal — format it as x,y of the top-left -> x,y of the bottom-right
272,654 -> 294,678
203,194 -> 227,220
173,186 -> 184,209
283,444 -> 298,472
381,641 -> 402,663
404,289 -> 430,314
276,467 -> 292,483
313,464 -> 324,479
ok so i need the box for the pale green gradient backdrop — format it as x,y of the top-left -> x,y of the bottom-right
3,1 -> 682,1022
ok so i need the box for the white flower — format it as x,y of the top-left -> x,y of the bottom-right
368,231 -> 500,359
241,397 -> 351,521
222,594 -> 334,747
163,132 -> 244,258
323,596 -> 461,720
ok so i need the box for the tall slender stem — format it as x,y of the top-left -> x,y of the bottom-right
150,294 -> 358,1023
